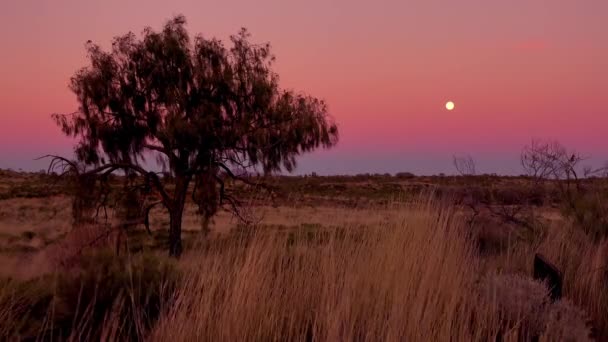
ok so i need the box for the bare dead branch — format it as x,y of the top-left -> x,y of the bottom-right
453,155 -> 476,176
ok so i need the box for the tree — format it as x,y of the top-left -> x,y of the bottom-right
521,139 -> 583,198
520,140 -> 608,240
51,16 -> 339,257
521,139 -> 581,182
453,154 -> 476,176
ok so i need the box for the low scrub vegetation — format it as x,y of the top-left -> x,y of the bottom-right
1,250 -> 178,340
1,192 -> 606,340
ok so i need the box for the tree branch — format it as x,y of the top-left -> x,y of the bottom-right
143,143 -> 178,164
41,155 -> 174,208
37,155 -> 80,176
143,200 -> 163,235
216,162 -> 272,192
214,174 -> 226,204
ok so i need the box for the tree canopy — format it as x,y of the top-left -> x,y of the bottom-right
53,15 -> 338,256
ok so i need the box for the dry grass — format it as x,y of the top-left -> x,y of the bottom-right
537,228 -> 608,338
0,194 -> 605,340
151,199 -> 488,341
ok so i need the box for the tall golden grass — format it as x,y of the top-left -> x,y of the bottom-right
1,197 -> 605,340
151,200 -> 488,341
148,198 -> 601,341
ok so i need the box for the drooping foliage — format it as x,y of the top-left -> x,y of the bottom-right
53,15 -> 338,256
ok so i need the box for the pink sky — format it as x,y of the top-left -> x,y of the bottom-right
1,0 -> 607,174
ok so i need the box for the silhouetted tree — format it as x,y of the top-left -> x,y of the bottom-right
521,140 -> 608,240
521,139 -> 583,197
51,15 -> 338,256
453,154 -> 476,176
521,139 -> 581,182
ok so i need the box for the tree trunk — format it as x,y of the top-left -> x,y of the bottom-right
200,215 -> 211,236
168,175 -> 190,257
168,206 -> 184,257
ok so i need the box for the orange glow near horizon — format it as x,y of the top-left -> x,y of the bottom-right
1,0 -> 607,174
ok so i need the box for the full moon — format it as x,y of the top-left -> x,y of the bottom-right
445,101 -> 455,111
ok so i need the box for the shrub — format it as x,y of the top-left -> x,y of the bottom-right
478,273 -> 595,341
56,250 -> 180,340
491,187 -> 524,206
479,273 -> 550,338
395,172 -> 415,179
561,190 -> 608,241
1,250 -> 180,341
21,231 -> 36,240
543,299 -> 593,341
526,184 -> 546,206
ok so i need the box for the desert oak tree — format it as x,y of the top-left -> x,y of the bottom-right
52,16 -> 338,256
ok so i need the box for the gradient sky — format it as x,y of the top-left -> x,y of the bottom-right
1,0 -> 607,175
